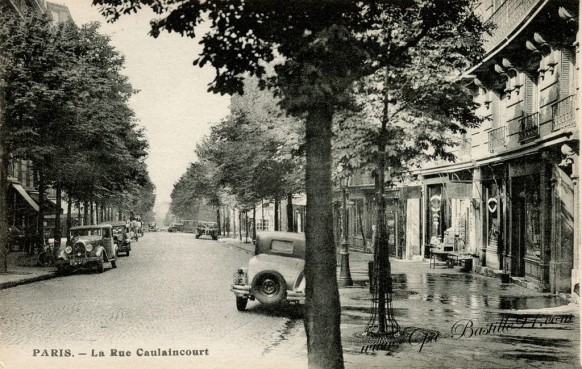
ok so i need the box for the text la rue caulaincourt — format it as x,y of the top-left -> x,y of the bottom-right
33,348 -> 209,357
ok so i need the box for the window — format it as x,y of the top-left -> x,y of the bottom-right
271,240 -> 294,254
256,219 -> 270,231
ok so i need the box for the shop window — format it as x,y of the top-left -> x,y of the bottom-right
427,185 -> 445,245
524,182 -> 542,257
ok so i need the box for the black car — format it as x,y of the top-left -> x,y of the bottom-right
195,221 -> 218,240
109,221 -> 131,256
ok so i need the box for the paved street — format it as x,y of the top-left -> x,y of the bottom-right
0,233 -> 579,369
0,232 -> 307,369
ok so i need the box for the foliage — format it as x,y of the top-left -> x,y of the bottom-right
91,1 -> 487,368
0,10 -> 154,224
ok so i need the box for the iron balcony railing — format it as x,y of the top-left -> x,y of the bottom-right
518,112 -> 540,142
552,95 -> 576,131
483,0 -> 542,53
488,126 -> 506,152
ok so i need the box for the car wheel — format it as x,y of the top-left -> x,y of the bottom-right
126,250 -> 130,257
253,272 -> 286,305
236,296 -> 248,311
195,234 -> 200,239
97,253 -> 105,273
111,258 -> 117,269
212,234 -> 218,240
56,266 -> 68,275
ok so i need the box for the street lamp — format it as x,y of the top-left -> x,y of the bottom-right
338,176 -> 353,287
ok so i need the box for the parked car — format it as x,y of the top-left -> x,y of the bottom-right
148,222 -> 158,232
231,231 -> 305,311
195,221 -> 218,240
182,220 -> 197,233
168,222 -> 184,233
55,224 -> 118,274
109,221 -> 131,256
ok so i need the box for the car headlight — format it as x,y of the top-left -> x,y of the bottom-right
85,243 -> 94,252
233,268 -> 248,285
65,246 -> 72,254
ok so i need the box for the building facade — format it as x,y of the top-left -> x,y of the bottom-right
414,0 -> 580,295
338,0 -> 580,297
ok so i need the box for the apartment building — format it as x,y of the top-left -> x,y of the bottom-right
337,0 -> 579,298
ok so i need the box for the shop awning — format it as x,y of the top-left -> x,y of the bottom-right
30,194 -> 62,214
11,183 -> 39,211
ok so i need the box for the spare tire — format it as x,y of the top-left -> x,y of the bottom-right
253,272 -> 286,305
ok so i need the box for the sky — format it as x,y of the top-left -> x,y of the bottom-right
57,1 -> 231,217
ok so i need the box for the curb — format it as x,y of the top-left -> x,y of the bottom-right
0,271 -> 58,290
218,238 -> 254,255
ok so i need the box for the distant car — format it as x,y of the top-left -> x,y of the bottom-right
195,221 -> 218,240
148,222 -> 158,232
231,231 -> 305,311
55,224 -> 118,274
168,222 -> 184,233
182,220 -> 197,233
109,221 -> 131,256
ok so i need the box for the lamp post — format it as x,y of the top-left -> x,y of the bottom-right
338,177 -> 353,287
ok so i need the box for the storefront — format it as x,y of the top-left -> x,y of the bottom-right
423,172 -> 472,258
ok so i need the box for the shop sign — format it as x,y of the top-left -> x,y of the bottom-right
430,195 -> 442,212
487,197 -> 498,213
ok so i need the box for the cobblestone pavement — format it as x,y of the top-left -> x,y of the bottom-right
0,235 -> 579,369
0,233 -> 307,369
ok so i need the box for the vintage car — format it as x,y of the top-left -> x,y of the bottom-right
148,222 -> 158,232
195,221 -> 218,240
168,222 -> 184,233
231,231 -> 305,311
55,224 -> 118,274
109,221 -> 131,256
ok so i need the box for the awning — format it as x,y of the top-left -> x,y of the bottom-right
11,183 -> 39,211
30,194 -> 62,214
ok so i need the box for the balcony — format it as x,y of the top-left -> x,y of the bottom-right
552,95 -> 576,131
488,126 -> 506,152
518,112 -> 540,143
483,0 -> 543,54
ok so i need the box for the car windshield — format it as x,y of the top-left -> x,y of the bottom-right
71,228 -> 102,237
112,227 -> 125,234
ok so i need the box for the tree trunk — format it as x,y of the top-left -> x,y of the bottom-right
304,106 -> 344,369
66,196 -> 72,244
252,207 -> 256,240
274,195 -> 280,231
239,210 -> 242,241
287,193 -> 294,232
90,199 -> 94,225
83,200 -> 88,225
0,73 -> 9,273
37,168 -> 45,249
245,210 -> 249,243
216,207 -> 221,235
371,70 -> 398,335
53,184 -> 62,256
232,207 -> 236,238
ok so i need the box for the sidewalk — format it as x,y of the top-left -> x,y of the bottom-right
0,251 -> 57,290
219,237 -> 579,369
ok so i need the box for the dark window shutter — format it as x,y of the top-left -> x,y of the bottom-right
559,48 -> 573,97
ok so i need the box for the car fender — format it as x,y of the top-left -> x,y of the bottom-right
94,246 -> 105,258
